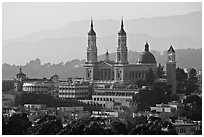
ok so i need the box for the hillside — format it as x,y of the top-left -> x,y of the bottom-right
2,48 -> 201,80
2,12 -> 202,65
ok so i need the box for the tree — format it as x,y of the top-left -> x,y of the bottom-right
182,95 -> 202,121
189,68 -> 197,78
176,67 -> 188,92
3,113 -> 32,135
146,68 -> 155,85
186,68 -> 198,95
157,63 -> 165,78
136,79 -> 147,88
176,67 -> 187,83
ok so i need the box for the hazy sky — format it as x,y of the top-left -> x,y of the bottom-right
3,2 -> 202,40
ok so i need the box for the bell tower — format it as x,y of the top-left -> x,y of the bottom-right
86,18 -> 97,63
116,18 -> 128,65
84,18 -> 98,82
166,45 -> 177,95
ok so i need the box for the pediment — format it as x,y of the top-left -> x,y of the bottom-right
98,61 -> 113,67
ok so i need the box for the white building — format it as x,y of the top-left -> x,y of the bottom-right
92,110 -> 119,118
22,82 -> 51,93
58,78 -> 89,99
24,104 -> 47,110
92,89 -> 138,107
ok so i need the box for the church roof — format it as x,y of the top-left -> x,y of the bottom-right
138,42 -> 156,64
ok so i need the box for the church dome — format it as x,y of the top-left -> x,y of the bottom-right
16,68 -> 26,77
138,42 -> 156,64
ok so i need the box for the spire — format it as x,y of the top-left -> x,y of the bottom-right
121,16 -> 124,29
145,42 -> 149,52
106,49 -> 109,54
118,17 -> 126,35
105,49 -> 109,61
20,67 -> 22,73
91,17 -> 93,29
88,17 -> 96,35
168,45 -> 175,53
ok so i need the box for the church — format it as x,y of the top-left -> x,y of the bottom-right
84,19 -> 161,85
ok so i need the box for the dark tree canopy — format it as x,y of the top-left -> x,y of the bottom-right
176,67 -> 187,83
186,68 -> 198,95
182,95 -> 202,121
157,63 -> 165,78
146,68 -> 155,85
189,68 -> 197,79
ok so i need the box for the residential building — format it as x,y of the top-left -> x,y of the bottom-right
173,120 -> 201,135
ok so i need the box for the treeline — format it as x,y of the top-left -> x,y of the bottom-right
3,113 -> 180,135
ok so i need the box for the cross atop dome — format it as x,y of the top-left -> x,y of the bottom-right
145,42 -> 149,52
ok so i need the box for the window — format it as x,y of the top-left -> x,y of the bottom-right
179,128 -> 186,133
190,127 -> 196,132
118,53 -> 121,61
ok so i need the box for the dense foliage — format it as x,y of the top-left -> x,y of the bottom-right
186,68 -> 199,95
3,114 -> 178,135
3,113 -> 32,135
134,82 -> 175,111
182,95 -> 202,121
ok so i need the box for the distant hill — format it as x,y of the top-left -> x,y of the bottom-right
2,48 -> 202,80
2,12 -> 202,65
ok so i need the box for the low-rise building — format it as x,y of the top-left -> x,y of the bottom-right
56,106 -> 90,121
58,78 -> 89,99
173,120 -> 201,135
92,89 -> 138,108
24,104 -> 47,110
22,82 -> 51,93
150,101 -> 183,120
92,110 -> 119,118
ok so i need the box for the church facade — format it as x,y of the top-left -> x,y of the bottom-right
84,19 -> 158,85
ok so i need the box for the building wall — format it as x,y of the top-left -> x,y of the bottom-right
92,94 -> 133,107
174,125 -> 200,135
22,82 -> 50,93
58,84 -> 89,99
166,63 -> 177,94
